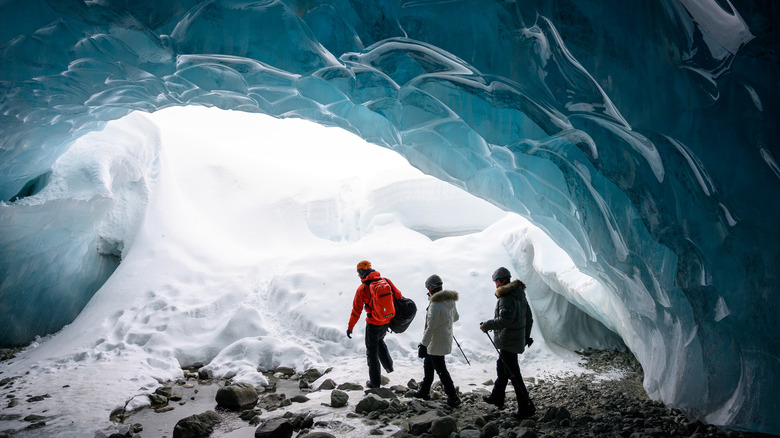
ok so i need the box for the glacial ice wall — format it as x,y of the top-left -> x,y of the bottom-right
0,0 -> 777,433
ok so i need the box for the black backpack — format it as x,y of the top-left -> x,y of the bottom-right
388,296 -> 417,333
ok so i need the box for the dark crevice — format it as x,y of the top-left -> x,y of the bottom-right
8,171 -> 51,202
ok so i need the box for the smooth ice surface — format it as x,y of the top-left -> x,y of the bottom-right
0,0 -> 778,434
0,108 -> 600,436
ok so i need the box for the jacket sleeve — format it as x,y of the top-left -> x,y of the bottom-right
420,302 -> 444,347
348,284 -> 366,331
385,277 -> 403,299
524,298 -> 533,338
453,303 -> 459,323
481,296 -> 517,331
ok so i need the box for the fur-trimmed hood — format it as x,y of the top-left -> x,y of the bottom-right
429,289 -> 458,303
495,280 -> 525,298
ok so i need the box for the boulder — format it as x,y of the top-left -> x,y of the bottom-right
481,420 -> 499,438
302,368 -> 323,382
365,387 -> 396,399
317,379 -> 336,390
355,394 -> 389,414
172,410 -> 222,438
457,428 -> 481,438
254,417 -> 294,438
430,416 -> 457,438
336,382 -> 362,391
216,383 -> 258,410
290,394 -> 310,403
274,366 -> 295,376
330,389 -> 348,408
406,411 -> 443,435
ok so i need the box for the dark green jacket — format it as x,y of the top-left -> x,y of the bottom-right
481,280 -> 533,354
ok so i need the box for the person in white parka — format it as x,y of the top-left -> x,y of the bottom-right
413,274 -> 461,407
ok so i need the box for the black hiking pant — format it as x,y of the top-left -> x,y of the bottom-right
420,354 -> 457,397
490,349 -> 533,411
365,323 -> 392,386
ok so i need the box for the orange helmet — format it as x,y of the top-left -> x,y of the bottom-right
356,260 -> 372,271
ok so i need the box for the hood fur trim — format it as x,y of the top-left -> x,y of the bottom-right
495,280 -> 525,297
430,290 -> 458,302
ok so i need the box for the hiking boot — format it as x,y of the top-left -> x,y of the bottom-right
446,395 -> 462,407
385,365 -> 394,373
411,390 -> 430,400
516,401 -> 536,419
366,380 -> 380,389
482,394 -> 504,409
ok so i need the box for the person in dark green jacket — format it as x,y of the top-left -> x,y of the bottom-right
479,266 -> 536,419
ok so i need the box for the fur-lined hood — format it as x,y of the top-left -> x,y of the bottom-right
429,289 -> 458,302
495,280 -> 525,298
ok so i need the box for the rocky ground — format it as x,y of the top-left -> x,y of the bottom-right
1,348 -> 776,438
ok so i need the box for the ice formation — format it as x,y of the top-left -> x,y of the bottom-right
0,0 -> 777,434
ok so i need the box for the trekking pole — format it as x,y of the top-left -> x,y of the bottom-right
453,335 -> 471,366
484,330 -> 520,381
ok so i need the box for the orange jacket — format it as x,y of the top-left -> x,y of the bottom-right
348,271 -> 403,330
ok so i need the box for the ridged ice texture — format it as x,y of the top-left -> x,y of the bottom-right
0,0 -> 777,433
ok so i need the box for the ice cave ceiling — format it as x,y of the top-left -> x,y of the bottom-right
0,0 -> 778,434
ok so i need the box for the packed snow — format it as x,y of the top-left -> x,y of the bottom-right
0,107 -> 613,436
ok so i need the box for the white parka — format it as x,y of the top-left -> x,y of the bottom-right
420,289 -> 459,356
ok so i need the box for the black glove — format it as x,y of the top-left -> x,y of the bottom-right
526,336 -> 534,347
418,343 -> 428,358
346,329 -> 352,339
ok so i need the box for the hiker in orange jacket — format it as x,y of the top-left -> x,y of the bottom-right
347,260 -> 404,388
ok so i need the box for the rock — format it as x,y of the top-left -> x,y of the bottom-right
302,368 -> 323,382
457,428 -> 481,438
197,368 -> 212,380
481,420 -> 500,438
430,416 -> 457,438
317,379 -> 337,390
216,383 -> 258,410
366,387 -> 397,399
282,411 -> 314,430
172,410 -> 222,438
555,406 -> 571,422
406,410 -> 443,435
336,382 -> 363,391
240,410 -> 259,421
154,386 -> 173,398
290,394 -> 309,403
258,393 -> 290,410
274,366 -> 295,376
254,417 -> 294,438
330,389 -> 349,408
148,393 -> 167,406
406,379 -> 419,390
516,427 -> 537,438
297,433 -> 337,438
355,394 -> 389,414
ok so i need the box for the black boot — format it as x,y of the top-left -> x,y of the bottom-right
516,399 -> 536,419
412,390 -> 430,400
482,394 -> 504,409
446,395 -> 461,407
